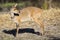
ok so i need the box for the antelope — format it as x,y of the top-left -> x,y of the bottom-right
10,4 -> 44,37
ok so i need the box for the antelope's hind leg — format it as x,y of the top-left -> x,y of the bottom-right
32,17 -> 44,35
36,19 -> 44,35
39,20 -> 44,35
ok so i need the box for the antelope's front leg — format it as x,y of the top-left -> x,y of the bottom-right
15,17 -> 21,37
16,23 -> 19,37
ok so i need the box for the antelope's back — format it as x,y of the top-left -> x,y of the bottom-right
20,7 -> 43,20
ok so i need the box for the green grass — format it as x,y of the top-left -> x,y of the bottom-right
0,3 -> 24,8
0,2 -> 32,8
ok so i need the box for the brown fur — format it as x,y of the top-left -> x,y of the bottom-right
10,4 -> 44,37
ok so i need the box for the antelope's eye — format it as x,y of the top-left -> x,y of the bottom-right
14,13 -> 19,16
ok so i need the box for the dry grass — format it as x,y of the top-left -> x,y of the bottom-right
0,8 -> 60,40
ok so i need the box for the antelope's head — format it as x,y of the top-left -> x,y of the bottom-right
10,3 -> 20,19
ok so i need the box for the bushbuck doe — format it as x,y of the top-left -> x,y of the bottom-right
10,4 -> 44,37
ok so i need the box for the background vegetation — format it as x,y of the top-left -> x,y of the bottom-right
0,0 -> 60,11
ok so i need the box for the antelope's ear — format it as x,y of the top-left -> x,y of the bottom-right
14,3 -> 18,7
12,3 -> 18,8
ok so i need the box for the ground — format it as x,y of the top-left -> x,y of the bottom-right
0,8 -> 60,40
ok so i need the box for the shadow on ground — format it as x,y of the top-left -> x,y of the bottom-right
2,28 -> 41,37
